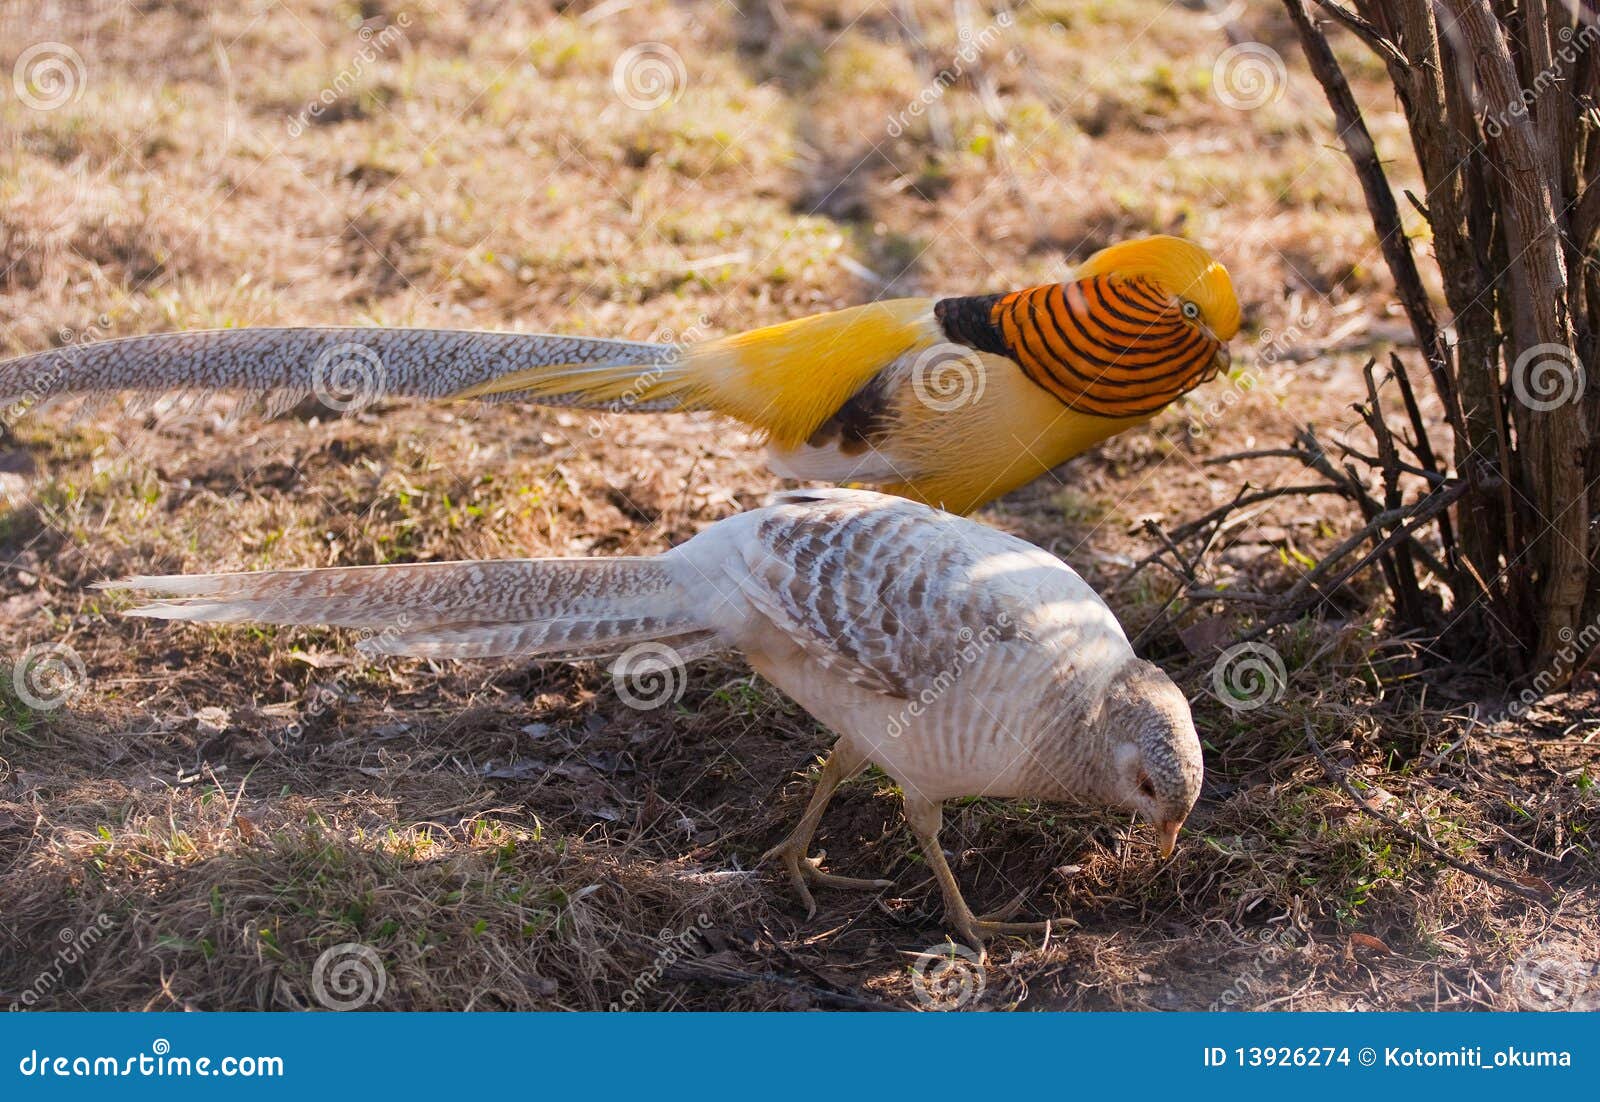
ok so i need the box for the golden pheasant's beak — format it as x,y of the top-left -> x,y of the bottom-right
1156,820 -> 1182,859
1211,343 -> 1231,377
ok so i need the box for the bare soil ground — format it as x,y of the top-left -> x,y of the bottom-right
0,0 -> 1594,1011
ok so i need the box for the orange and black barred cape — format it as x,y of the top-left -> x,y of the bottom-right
935,276 -> 1224,418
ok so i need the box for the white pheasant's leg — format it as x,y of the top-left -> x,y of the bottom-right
762,743 -> 893,918
901,794 -> 1073,954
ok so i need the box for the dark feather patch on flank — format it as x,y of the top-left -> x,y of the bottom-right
804,370 -> 895,455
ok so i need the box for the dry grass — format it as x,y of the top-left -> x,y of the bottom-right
0,0 -> 1594,1011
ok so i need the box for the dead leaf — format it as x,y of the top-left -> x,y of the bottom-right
480,759 -> 549,780
1178,617 -> 1236,657
1511,873 -> 1556,896
1242,525 -> 1292,545
1360,785 -> 1398,812
194,706 -> 231,735
289,650 -> 350,670
1348,932 -> 1392,957
225,731 -> 276,759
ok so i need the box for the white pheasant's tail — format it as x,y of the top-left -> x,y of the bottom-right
103,558 -> 719,661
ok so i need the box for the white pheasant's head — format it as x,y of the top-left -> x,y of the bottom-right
1100,659 -> 1203,859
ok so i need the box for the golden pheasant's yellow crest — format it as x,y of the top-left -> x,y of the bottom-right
1076,235 -> 1240,341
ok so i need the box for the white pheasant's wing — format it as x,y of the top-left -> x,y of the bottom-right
730,490 -> 1063,697
0,327 -> 673,414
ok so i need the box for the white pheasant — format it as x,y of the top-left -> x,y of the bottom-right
107,489 -> 1203,948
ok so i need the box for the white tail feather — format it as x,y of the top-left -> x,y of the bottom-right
106,558 -> 717,661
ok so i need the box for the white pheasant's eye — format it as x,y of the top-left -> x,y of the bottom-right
1180,300 -> 1201,321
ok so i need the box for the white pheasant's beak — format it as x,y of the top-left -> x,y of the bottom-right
1155,820 -> 1182,860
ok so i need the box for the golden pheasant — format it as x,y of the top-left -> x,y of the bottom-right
108,489 -> 1203,949
1,235 -> 1238,514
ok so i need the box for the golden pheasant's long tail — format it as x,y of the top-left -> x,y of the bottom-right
455,298 -> 938,448
0,300 -> 939,448
0,327 -> 673,417
104,557 -> 719,661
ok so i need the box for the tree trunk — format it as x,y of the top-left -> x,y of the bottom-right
1280,1 -> 1598,677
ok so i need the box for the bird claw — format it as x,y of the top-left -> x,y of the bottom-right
951,911 -> 1076,954
976,890 -> 1033,924
763,844 -> 893,918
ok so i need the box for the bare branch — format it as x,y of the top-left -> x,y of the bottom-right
1281,0 -> 1465,438
1311,0 -> 1408,68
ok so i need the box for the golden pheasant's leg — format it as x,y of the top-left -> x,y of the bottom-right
901,794 -> 1073,953
762,743 -> 893,918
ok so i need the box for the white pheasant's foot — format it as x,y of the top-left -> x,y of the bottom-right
975,890 -> 1031,924
973,890 -> 1079,927
901,797 -> 1076,953
948,906 -> 1077,954
762,842 -> 894,919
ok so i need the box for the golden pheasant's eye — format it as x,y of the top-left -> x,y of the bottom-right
1180,300 -> 1201,321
